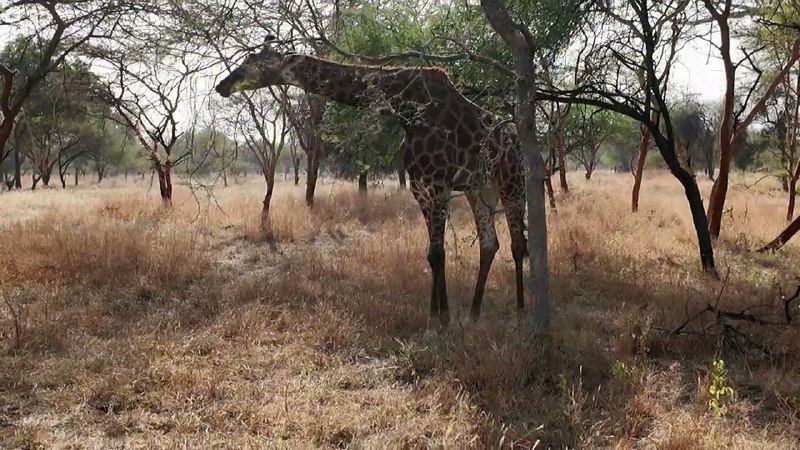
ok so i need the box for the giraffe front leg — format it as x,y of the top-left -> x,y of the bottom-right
415,186 -> 450,331
467,187 -> 500,320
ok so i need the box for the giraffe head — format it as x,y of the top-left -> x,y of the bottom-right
215,36 -> 290,97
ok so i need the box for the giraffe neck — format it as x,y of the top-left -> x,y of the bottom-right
281,55 -> 447,110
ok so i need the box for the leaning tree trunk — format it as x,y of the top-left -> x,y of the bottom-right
358,171 -> 368,195
631,125 -> 651,212
759,214 -> 800,253
650,129 -> 716,273
31,173 -> 39,190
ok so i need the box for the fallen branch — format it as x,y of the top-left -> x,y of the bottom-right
667,272 -> 795,358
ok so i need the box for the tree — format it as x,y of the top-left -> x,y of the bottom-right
0,45 -> 108,189
87,32 -> 205,205
566,106 -> 620,180
535,0 -> 719,273
228,89 -> 291,230
479,0 -> 585,330
701,0 -> 800,239
0,0 -> 136,188
321,103 -> 404,195
672,99 -> 716,180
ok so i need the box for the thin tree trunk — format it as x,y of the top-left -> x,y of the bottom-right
31,173 -> 39,190
12,138 -> 21,190
556,113 -> 568,193
788,177 -> 797,222
631,125 -> 651,212
545,170 -> 556,209
305,150 -> 320,206
74,166 -> 79,186
294,157 -> 300,185
787,68 -> 800,222
261,171 -> 275,232
398,164 -> 407,189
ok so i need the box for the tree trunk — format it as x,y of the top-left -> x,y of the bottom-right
358,171 -> 368,195
74,166 -> 79,186
261,171 -> 275,232
545,170 -> 556,209
556,113 -> 568,193
480,0 -> 551,330
759,214 -> 800,252
305,150 -> 320,206
787,69 -> 800,222
155,162 -> 173,206
41,171 -> 51,187
31,173 -> 39,190
651,129 -> 716,274
293,157 -> 300,185
12,138 -> 21,190
97,166 -> 105,183
631,125 -> 651,212
398,164 -> 407,189
788,177 -> 797,222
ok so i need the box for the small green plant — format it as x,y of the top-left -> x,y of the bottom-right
708,359 -> 735,417
612,360 -> 631,380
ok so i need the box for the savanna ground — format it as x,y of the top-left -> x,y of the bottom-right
1,170 -> 799,449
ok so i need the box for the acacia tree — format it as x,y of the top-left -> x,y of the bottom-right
533,0 -> 718,273
228,89 -> 291,230
284,92 -> 327,206
89,37 -> 203,205
567,106 -> 619,180
701,0 -> 800,239
0,0 -> 135,189
5,54 -> 107,189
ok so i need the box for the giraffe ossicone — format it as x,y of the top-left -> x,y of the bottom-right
215,43 -> 529,327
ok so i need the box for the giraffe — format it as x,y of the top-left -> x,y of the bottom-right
215,42 -> 528,328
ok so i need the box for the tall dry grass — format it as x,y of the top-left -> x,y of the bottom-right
1,171 -> 799,448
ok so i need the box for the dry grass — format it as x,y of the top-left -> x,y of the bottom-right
1,171 -> 799,449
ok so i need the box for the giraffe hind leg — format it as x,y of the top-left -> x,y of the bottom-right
466,186 -> 500,320
501,194 -> 527,311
